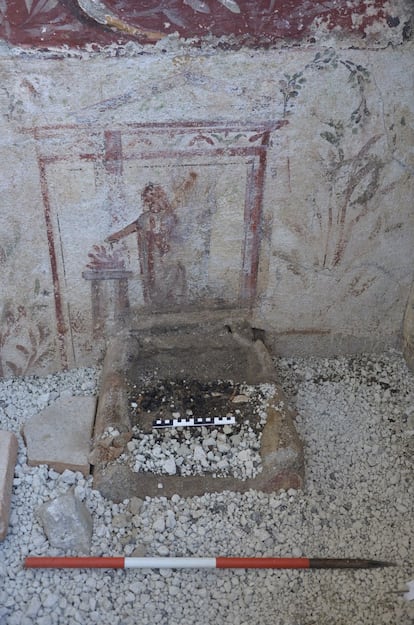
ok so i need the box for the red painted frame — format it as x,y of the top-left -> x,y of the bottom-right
27,120 -> 285,368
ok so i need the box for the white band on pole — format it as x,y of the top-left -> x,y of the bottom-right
124,557 -> 217,569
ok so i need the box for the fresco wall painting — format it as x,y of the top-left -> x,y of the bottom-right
27,120 -> 283,369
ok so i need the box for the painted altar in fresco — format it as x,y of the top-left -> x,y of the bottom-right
28,121 -> 284,368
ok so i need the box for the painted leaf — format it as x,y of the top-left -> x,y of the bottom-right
5,361 -> 22,376
77,0 -> 109,24
162,8 -> 188,28
216,0 -> 241,13
31,0 -> 58,17
15,344 -> 30,356
38,325 -> 50,342
0,2 -> 5,25
183,0 -> 210,14
28,329 -> 38,349
31,347 -> 54,368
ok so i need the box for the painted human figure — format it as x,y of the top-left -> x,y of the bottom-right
107,183 -> 186,307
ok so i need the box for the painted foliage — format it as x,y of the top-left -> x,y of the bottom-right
270,47 -> 413,331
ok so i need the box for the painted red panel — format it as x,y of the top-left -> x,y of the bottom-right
0,1 -> 405,48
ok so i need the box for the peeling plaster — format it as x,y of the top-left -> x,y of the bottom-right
0,1 -> 412,51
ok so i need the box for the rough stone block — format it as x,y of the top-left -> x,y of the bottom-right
0,430 -> 18,541
37,490 -> 93,554
22,396 -> 97,476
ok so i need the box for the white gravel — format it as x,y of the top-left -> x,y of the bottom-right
115,383 -> 276,480
0,351 -> 413,625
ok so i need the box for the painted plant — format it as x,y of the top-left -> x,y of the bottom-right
272,47 -> 410,320
0,302 -> 54,377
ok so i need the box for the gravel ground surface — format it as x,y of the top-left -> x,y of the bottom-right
0,350 -> 413,625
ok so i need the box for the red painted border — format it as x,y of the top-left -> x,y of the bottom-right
0,1 -> 400,48
29,120 -> 284,367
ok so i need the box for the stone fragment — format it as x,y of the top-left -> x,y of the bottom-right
153,517 -> 165,532
165,510 -> 176,529
25,595 -> 41,618
0,430 -> 18,541
237,449 -> 251,462
112,513 -> 129,528
37,490 -> 93,553
193,445 -> 206,462
128,496 -> 143,515
22,396 -> 96,476
131,544 -> 147,557
162,457 -> 176,475
232,394 -> 249,403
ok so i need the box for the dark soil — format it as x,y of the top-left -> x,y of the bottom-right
127,378 -> 265,434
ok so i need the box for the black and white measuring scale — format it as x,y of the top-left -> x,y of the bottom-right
152,415 -> 236,429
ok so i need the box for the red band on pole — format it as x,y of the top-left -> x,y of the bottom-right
25,557 -> 126,569
215,557 -> 311,569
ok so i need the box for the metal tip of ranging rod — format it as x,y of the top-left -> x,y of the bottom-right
309,558 -> 396,569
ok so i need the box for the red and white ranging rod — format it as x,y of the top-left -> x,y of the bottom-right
24,556 -> 393,570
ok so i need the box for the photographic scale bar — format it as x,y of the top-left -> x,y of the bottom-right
152,415 -> 236,429
24,556 -> 394,570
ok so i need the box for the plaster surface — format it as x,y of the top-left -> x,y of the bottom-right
0,3 -> 413,376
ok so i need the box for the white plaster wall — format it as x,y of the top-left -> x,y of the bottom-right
0,42 -> 413,375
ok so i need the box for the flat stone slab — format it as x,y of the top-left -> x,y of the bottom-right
22,396 -> 97,476
0,430 -> 18,541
